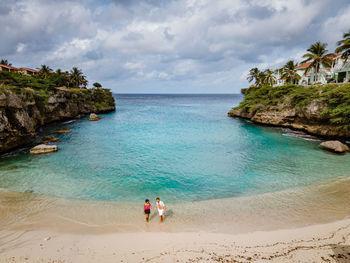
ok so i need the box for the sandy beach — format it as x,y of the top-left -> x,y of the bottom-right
1,175 -> 350,262
0,218 -> 350,263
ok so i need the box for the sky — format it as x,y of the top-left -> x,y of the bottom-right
0,0 -> 349,93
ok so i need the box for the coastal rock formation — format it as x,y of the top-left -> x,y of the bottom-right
228,103 -> 350,138
320,141 -> 349,153
89,113 -> 101,121
29,144 -> 58,155
55,129 -> 71,134
0,88 -> 115,154
39,135 -> 59,144
228,85 -> 350,139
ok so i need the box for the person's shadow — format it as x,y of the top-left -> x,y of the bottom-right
163,209 -> 174,222
149,209 -> 174,222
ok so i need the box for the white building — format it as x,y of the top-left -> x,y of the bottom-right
274,54 -> 349,86
273,68 -> 285,86
332,55 -> 350,83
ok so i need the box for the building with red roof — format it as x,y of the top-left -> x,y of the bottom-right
17,67 -> 38,76
0,64 -> 18,72
274,53 -> 349,86
0,64 -> 38,76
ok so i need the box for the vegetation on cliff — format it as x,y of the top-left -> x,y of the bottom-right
0,66 -> 115,153
0,70 -> 115,109
235,83 -> 350,129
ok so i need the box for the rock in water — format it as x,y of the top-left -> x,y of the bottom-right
320,140 -> 349,153
54,129 -> 71,133
39,135 -> 59,143
29,144 -> 58,155
89,113 -> 101,121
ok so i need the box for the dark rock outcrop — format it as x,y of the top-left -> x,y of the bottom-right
54,129 -> 71,134
39,135 -> 59,144
0,88 -> 115,154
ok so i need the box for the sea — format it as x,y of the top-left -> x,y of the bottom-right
1,94 -> 350,233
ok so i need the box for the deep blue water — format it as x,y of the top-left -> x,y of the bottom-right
1,94 -> 350,202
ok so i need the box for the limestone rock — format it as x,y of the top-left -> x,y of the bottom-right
39,135 -> 59,144
0,87 -> 114,154
227,108 -> 253,119
29,144 -> 58,155
54,129 -> 71,134
320,140 -> 349,153
89,113 -> 101,121
47,97 -> 57,104
227,98 -> 350,139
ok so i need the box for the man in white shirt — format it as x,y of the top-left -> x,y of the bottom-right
154,197 -> 166,222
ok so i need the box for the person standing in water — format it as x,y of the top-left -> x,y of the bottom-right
154,197 -> 166,222
144,199 -> 152,222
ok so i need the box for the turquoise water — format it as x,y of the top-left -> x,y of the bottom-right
0,94 -> 350,203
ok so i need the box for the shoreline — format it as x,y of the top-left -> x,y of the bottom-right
1,175 -> 350,234
1,176 -> 350,261
230,112 -> 350,143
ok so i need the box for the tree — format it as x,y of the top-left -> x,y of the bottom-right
335,30 -> 350,62
0,59 -> 12,66
93,82 -> 102,88
69,67 -> 87,88
281,60 -> 301,84
262,69 -> 276,86
247,67 -> 260,86
256,71 -> 266,87
50,68 -> 70,87
37,64 -> 53,78
301,42 -> 334,81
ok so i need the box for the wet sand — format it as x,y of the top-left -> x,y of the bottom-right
1,176 -> 350,262
2,175 -> 350,233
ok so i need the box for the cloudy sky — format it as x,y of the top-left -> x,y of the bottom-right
0,0 -> 349,93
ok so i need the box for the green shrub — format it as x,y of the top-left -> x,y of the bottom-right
235,83 -> 350,128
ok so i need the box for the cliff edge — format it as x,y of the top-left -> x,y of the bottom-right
228,84 -> 350,139
0,86 -> 115,154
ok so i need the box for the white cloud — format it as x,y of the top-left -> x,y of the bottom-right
0,0 -> 349,93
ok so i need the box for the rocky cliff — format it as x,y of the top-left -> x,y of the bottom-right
228,84 -> 350,139
0,87 -> 115,154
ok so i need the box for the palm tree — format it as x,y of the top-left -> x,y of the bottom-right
335,30 -> 350,62
257,71 -> 266,87
37,64 -> 53,78
247,67 -> 260,86
281,60 -> 301,84
301,42 -> 334,82
52,68 -> 70,87
69,67 -> 87,88
93,82 -> 102,88
0,59 -> 12,66
262,69 -> 276,86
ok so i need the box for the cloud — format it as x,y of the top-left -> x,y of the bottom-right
0,0 -> 349,93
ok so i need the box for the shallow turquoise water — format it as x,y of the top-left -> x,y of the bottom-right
0,94 -> 350,202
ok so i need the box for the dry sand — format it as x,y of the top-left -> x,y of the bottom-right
2,176 -> 350,262
1,219 -> 350,263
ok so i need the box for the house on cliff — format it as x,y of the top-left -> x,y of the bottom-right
296,54 -> 349,85
331,55 -> 350,83
16,67 -> 38,76
0,64 -> 38,76
274,53 -> 350,86
0,64 -> 18,72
